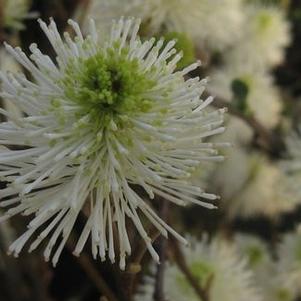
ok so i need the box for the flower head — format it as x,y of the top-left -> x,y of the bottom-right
226,4 -> 291,69
235,234 -> 271,270
210,146 -> 299,220
209,66 -> 282,129
280,131 -> 301,197
235,234 -> 294,301
135,236 -> 261,301
277,232 -> 301,300
88,0 -> 245,51
0,18 -> 225,269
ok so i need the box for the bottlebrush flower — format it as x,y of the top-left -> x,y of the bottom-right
209,66 -> 282,129
235,234 -> 292,301
0,18 -> 226,269
135,237 -> 262,301
235,234 -> 271,271
277,232 -> 301,300
280,132 -> 301,184
226,4 -> 291,69
212,149 -> 299,220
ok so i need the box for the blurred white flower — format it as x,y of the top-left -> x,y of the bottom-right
234,234 -> 272,279
277,232 -> 301,300
278,131 -> 301,208
208,117 -> 252,201
84,0 -> 134,35
135,236 -> 262,301
282,132 -> 301,172
3,0 -> 36,31
0,18 -> 226,269
219,117 -> 253,146
226,4 -> 291,69
212,148 -> 299,220
236,235 -> 274,301
88,0 -> 245,51
235,234 -> 294,301
209,66 -> 282,129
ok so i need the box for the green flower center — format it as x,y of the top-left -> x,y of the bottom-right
276,288 -> 292,301
256,12 -> 273,33
246,245 -> 263,267
61,44 -> 156,128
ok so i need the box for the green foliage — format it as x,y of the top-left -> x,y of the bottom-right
246,245 -> 263,267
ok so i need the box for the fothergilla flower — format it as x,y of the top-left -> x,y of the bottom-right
0,17 -> 226,269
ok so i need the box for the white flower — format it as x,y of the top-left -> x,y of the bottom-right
282,132 -> 301,172
280,131 -> 301,191
3,0 -> 36,31
88,0 -> 245,51
234,234 -> 273,294
207,117 -> 251,201
211,149 -> 299,220
0,18 -> 226,269
209,66 -> 282,129
235,234 -> 271,271
277,232 -> 301,300
235,234 -> 294,301
229,153 -> 298,219
218,117 -> 253,146
226,4 -> 291,69
135,236 -> 262,301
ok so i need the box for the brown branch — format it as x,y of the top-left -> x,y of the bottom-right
130,227 -> 161,267
0,0 -> 8,44
212,97 -> 285,157
65,240 -> 119,301
169,238 -> 209,301
73,0 -> 92,26
121,227 -> 161,301
153,200 -> 169,301
0,229 -> 24,301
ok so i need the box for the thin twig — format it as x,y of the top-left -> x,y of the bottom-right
73,0 -> 92,26
130,227 -> 161,267
0,229 -> 24,301
169,238 -> 209,301
212,97 -> 285,156
122,227 -> 161,300
65,240 -> 119,301
153,199 -> 169,301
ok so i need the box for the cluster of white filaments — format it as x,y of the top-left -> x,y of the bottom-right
0,18 -> 226,269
